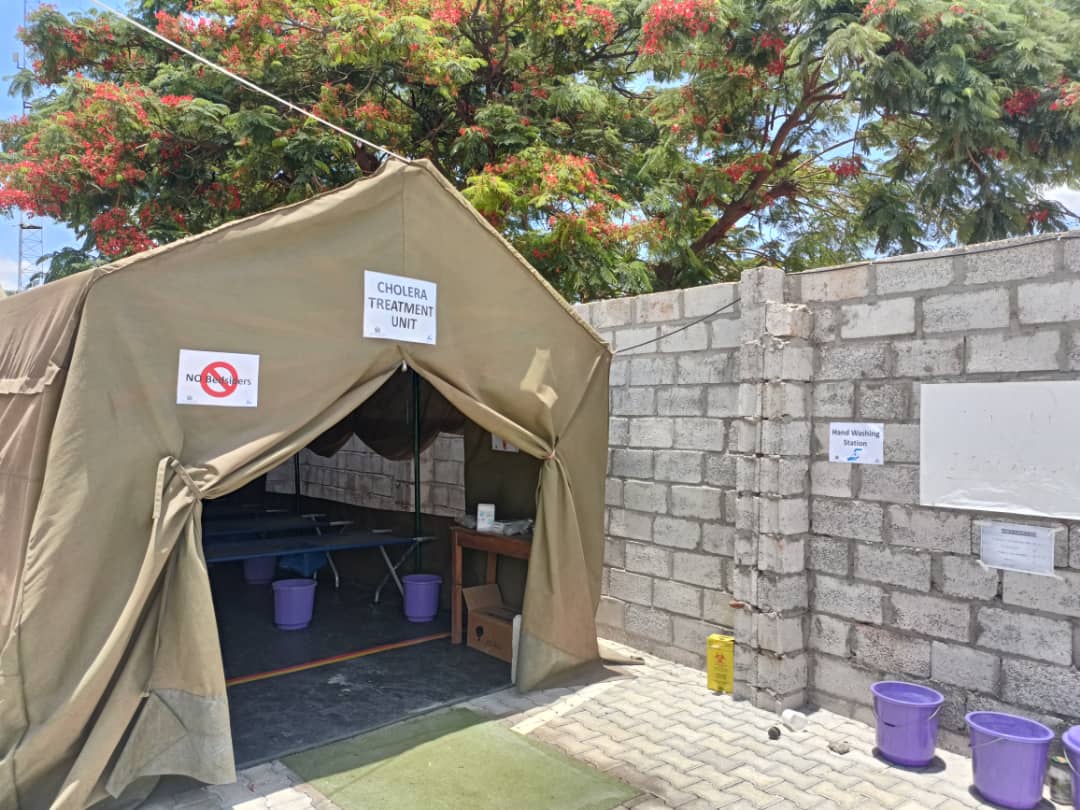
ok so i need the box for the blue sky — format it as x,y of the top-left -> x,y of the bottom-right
1,1 -> 1078,291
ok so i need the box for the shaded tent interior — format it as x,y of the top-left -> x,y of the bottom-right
208,370 -> 545,766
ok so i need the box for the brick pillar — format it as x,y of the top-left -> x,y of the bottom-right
731,267 -> 812,712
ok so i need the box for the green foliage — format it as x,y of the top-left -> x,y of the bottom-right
2,0 -> 1079,298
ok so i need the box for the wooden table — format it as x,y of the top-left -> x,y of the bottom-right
450,527 -> 532,644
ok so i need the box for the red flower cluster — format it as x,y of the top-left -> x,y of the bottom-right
830,156 -> 863,179
1050,82 -> 1080,111
641,0 -> 717,55
1003,88 -> 1040,117
91,208 -> 156,258
721,153 -> 767,182
861,0 -> 896,20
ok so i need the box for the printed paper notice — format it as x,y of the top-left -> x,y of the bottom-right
364,270 -> 437,345
177,349 -> 260,408
828,422 -> 884,465
979,522 -> 1055,576
492,435 -> 519,453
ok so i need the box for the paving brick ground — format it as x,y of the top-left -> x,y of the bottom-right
143,640 -> 1067,809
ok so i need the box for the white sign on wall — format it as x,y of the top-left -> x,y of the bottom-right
979,522 -> 1056,577
828,422 -> 884,465
363,270 -> 437,345
492,435 -> 519,453
177,349 -> 260,407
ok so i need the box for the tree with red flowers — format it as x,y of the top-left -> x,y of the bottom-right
3,0 -> 1080,297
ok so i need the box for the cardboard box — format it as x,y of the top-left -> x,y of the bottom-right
463,584 -> 517,663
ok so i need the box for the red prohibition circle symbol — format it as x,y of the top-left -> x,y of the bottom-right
200,361 -> 239,398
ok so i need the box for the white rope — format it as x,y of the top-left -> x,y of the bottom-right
89,0 -> 411,164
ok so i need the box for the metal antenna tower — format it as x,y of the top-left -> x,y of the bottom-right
14,0 -> 44,291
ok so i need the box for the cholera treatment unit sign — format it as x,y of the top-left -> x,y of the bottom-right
176,349 -> 260,407
364,270 -> 437,345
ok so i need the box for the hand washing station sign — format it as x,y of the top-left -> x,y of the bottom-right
364,271 -> 437,345
829,422 -> 884,465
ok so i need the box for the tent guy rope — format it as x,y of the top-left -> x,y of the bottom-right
89,0 -> 412,165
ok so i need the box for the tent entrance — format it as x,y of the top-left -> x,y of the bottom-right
200,371 -> 542,767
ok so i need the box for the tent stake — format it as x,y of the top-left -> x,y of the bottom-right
412,369 -> 422,570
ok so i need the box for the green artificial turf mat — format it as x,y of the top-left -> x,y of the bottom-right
283,708 -> 639,810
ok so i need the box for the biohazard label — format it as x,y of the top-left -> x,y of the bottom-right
177,349 -> 259,407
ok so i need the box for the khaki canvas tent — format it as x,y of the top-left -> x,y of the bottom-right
0,159 -> 611,809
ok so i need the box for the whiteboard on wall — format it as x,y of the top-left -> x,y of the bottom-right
920,381 -> 1080,520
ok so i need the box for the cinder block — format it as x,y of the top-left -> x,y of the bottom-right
763,342 -> 814,382
937,555 -> 998,600
660,322 -> 709,353
757,572 -> 808,611
609,417 -> 629,446
811,497 -> 884,542
757,653 -> 808,695
608,570 -> 653,606
931,642 -> 999,693
762,382 -> 808,419
653,450 -> 702,483
841,298 -> 916,339
964,237 -> 1058,285
857,382 -> 911,420
817,342 -> 890,380
604,538 -> 625,568
798,265 -> 870,302
922,288 -> 1009,333
703,589 -> 737,627
884,424 -> 920,463
812,381 -> 855,418
704,452 -> 736,488
706,385 -> 738,417
737,382 -> 759,417
627,417 -> 674,448
890,592 -> 970,642
894,337 -> 964,378
629,356 -> 677,386
976,606 -> 1073,665
625,542 -> 672,577
653,516 -> 701,549
613,325 -> 660,354
755,612 -> 805,654
765,302 -> 812,338
756,534 -> 806,574
622,480 -> 669,514
760,420 -> 811,457
738,342 -> 764,380
635,289 -> 683,322
670,486 -> 725,520
684,282 -> 739,318
874,254 -> 956,294
657,386 -> 706,416
673,550 -> 725,588
858,464 -> 919,504
596,596 -> 626,629
966,331 -> 1062,373
608,508 -> 652,541
811,575 -> 883,623
1018,279 -> 1080,324
812,307 -> 838,343
673,616 -> 730,653
807,535 -> 850,575
677,353 -> 729,384
854,543 -> 932,590
811,654 -> 881,700
1003,569 -> 1080,618
653,579 -> 703,617
853,626 -> 931,677
740,265 -> 784,306
710,317 -> 743,348
673,417 -> 726,451
809,614 -> 850,657
1072,526 -> 1080,569
590,297 -> 633,328
887,506 -> 970,553
1001,658 -> 1080,716
610,449 -> 653,479
702,523 -> 735,556
624,604 -> 674,643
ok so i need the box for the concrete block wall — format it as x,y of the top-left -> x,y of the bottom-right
573,284 -> 742,669
790,233 -> 1080,750
266,433 -> 465,519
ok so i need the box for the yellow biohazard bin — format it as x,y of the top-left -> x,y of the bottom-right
706,634 -> 735,693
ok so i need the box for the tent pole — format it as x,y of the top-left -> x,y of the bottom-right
293,453 -> 302,515
412,369 -> 422,569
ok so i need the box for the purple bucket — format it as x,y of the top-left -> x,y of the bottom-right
403,574 -> 441,623
966,711 -> 1054,809
243,556 -> 277,584
1062,726 -> 1080,810
871,681 -> 944,767
272,578 -> 316,630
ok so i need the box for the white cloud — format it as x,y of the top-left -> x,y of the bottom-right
1044,185 -> 1080,216
0,256 -> 32,293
